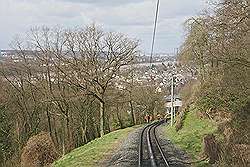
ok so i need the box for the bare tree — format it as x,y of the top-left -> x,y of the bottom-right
26,25 -> 139,137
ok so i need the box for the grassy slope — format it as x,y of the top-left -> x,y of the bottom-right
53,126 -> 139,167
165,107 -> 217,166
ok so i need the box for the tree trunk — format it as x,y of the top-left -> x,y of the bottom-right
100,101 -> 105,137
129,101 -> 136,125
53,117 -> 59,146
106,115 -> 111,133
62,138 -> 65,155
46,104 -> 53,139
116,105 -> 124,129
80,122 -> 87,144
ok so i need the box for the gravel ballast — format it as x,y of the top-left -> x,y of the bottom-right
157,123 -> 191,167
101,126 -> 142,167
101,122 -> 191,167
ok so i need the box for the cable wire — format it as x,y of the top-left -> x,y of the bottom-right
150,0 -> 160,66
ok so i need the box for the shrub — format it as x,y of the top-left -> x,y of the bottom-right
21,132 -> 58,167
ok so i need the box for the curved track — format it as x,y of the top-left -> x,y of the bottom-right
138,120 -> 170,167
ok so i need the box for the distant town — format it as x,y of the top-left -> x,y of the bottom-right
0,49 -> 194,91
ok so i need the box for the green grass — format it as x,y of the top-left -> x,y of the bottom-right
53,126 -> 139,167
164,107 -> 217,166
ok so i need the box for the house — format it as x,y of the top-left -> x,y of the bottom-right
164,95 -> 182,115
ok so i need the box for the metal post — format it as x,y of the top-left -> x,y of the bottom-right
170,75 -> 174,126
173,106 -> 175,120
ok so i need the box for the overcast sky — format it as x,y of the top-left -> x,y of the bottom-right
0,0 -> 208,53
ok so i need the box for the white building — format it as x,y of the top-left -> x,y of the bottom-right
164,95 -> 182,115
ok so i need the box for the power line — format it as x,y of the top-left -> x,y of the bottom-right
150,0 -> 160,66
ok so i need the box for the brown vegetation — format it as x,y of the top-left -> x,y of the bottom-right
21,132 -> 58,167
178,0 -> 249,166
175,106 -> 189,131
203,134 -> 221,164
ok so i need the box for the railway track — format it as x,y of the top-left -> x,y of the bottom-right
138,120 -> 170,167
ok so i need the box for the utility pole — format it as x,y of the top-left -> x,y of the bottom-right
170,75 -> 174,126
176,48 -> 179,56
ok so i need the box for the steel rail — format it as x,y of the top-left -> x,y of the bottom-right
153,121 -> 170,167
147,123 -> 157,167
138,123 -> 152,167
138,120 -> 170,167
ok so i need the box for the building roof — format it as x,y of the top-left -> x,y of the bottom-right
164,94 -> 181,102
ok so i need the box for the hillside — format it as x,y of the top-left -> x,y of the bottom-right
52,126 -> 139,167
164,106 -> 217,167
